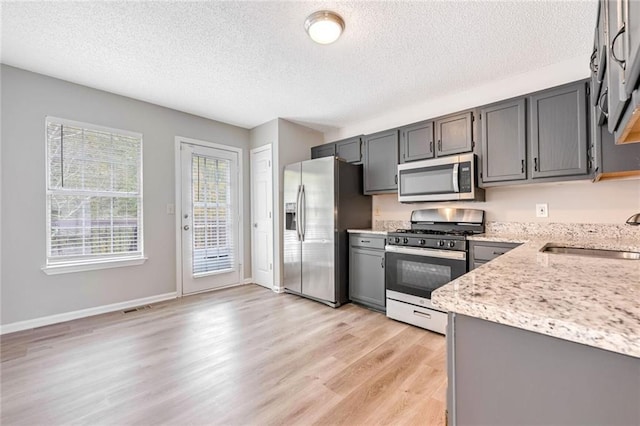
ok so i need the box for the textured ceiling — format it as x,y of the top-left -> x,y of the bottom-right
1,1 -> 596,131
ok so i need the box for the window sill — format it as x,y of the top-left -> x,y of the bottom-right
41,257 -> 147,275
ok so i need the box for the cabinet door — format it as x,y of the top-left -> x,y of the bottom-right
623,0 -> 640,97
607,0 -> 628,132
349,247 -> 385,311
480,99 -> 527,183
311,144 -> 335,159
399,120 -> 434,163
336,137 -> 362,163
435,112 -> 473,157
529,83 -> 589,178
363,129 -> 399,194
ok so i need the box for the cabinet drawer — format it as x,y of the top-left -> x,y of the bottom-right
473,244 -> 518,261
386,299 -> 447,335
350,235 -> 385,250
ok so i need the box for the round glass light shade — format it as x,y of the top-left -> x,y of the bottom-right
305,11 -> 345,45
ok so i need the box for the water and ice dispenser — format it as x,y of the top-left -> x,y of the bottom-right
285,202 -> 297,230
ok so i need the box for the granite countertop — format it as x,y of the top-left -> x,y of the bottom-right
432,233 -> 640,358
347,229 -> 388,235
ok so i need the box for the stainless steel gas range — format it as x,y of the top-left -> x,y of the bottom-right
385,208 -> 485,334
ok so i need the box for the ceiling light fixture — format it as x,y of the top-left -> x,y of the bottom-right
304,10 -> 345,45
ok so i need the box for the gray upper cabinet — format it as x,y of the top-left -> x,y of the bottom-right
311,144 -> 335,159
529,82 -> 589,179
399,120 -> 434,163
435,112 -> 474,157
623,0 -> 640,97
606,0 -> 628,133
336,136 -> 363,164
480,99 -> 527,183
363,129 -> 399,194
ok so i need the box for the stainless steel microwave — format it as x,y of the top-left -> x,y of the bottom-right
397,153 -> 485,202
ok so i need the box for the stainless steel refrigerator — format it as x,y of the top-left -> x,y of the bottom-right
284,156 -> 371,307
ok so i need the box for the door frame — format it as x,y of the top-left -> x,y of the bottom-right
250,144 -> 274,289
174,136 -> 244,297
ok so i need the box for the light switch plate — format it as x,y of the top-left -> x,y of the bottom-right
536,203 -> 548,218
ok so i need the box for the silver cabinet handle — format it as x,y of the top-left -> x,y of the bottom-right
598,87 -> 609,118
610,23 -> 626,70
183,225 -> 190,231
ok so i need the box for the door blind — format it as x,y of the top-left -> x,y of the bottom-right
46,119 -> 143,263
191,154 -> 234,274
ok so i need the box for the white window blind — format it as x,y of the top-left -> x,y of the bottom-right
191,154 -> 234,275
46,118 -> 143,265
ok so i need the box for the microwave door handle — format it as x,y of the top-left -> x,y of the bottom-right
452,163 -> 460,193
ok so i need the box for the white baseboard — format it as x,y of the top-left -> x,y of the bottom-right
0,292 -> 178,335
272,286 -> 285,293
243,277 -> 253,284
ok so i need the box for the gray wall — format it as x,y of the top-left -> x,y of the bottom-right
1,65 -> 251,325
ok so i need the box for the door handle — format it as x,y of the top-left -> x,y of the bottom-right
521,159 -> 525,174
296,185 -> 302,241
452,163 -> 459,193
413,310 -> 431,319
438,140 -> 442,152
381,257 -> 384,269
300,185 -> 306,242
430,140 -> 434,153
394,174 -> 398,184
534,158 -> 538,172
183,225 -> 190,231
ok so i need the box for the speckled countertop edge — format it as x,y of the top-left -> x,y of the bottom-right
432,234 -> 640,358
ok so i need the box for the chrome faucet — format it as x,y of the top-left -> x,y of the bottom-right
627,213 -> 640,226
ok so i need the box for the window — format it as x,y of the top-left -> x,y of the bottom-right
44,117 -> 144,273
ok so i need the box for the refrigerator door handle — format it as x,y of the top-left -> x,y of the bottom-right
300,184 -> 306,242
296,185 -> 302,241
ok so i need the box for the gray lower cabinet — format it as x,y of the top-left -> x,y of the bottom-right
435,111 -> 474,157
480,99 -> 527,183
311,143 -> 336,159
529,82 -> 589,178
399,120 -> 434,163
363,129 -> 399,194
469,240 -> 520,270
349,234 -> 385,312
447,313 -> 640,426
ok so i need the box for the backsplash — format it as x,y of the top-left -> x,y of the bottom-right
485,221 -> 640,240
373,219 -> 640,239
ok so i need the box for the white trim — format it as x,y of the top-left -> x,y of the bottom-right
0,291 -> 177,335
41,256 -> 147,275
45,116 -> 143,139
272,286 -> 285,293
243,278 -> 254,284
174,136 -> 244,296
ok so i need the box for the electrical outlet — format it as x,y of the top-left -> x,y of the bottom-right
166,203 -> 175,215
536,203 -> 548,218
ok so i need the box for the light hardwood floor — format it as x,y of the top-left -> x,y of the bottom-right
0,285 -> 447,425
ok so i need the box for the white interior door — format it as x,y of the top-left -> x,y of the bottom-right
180,142 -> 240,294
250,146 -> 274,288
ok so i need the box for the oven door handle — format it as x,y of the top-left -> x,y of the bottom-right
452,162 -> 460,193
385,245 -> 466,261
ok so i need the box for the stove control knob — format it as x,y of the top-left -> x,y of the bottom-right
438,240 -> 445,247
394,237 -> 401,244
403,237 -> 409,244
448,241 -> 456,248
419,239 -> 426,245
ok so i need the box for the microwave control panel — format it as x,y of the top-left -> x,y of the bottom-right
459,161 -> 472,193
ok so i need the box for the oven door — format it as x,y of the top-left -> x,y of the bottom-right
385,245 -> 467,300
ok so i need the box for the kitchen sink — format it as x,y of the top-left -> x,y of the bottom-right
540,244 -> 640,260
